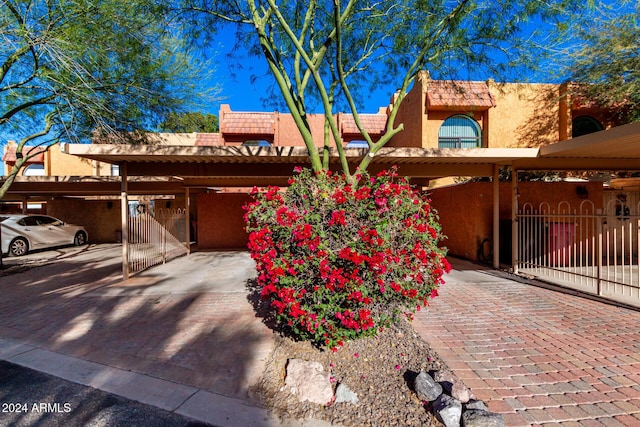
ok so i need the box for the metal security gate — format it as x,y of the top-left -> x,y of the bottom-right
517,196 -> 640,308
128,206 -> 188,275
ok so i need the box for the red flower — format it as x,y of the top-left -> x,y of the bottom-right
328,210 -> 347,226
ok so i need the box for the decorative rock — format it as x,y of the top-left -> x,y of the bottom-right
434,370 -> 473,403
462,409 -> 505,427
465,399 -> 489,411
414,370 -> 443,402
284,359 -> 334,405
335,383 -> 359,405
433,393 -> 462,427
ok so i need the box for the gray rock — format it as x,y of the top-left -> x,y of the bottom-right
433,394 -> 462,427
414,371 -> 443,402
434,370 -> 472,403
462,409 -> 504,427
465,399 -> 489,411
284,359 -> 334,405
335,383 -> 359,405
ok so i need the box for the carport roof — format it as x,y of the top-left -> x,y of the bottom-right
64,122 -> 640,178
63,144 -> 539,179
514,122 -> 640,170
2,123 -> 639,200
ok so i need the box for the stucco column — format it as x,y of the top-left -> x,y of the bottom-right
493,164 -> 500,269
120,162 -> 129,280
511,168 -> 519,274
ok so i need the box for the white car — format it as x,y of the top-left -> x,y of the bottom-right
0,214 -> 88,257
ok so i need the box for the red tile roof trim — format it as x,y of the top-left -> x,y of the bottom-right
2,146 -> 46,163
339,113 -> 388,136
427,80 -> 496,110
221,112 -> 276,135
195,133 -> 223,146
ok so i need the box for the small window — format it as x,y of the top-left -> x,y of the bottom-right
346,140 -> 369,148
242,140 -> 272,147
572,116 -> 603,138
111,164 -> 120,176
23,164 -> 45,176
438,115 -> 481,148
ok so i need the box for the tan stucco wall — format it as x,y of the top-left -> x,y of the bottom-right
47,146 -> 96,175
196,192 -> 252,249
389,79 -> 425,148
486,82 -> 560,148
429,181 -> 604,263
47,198 -> 122,243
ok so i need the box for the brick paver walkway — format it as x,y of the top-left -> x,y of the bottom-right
413,259 -> 640,426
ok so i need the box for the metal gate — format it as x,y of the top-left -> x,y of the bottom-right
517,195 -> 640,308
128,207 -> 188,274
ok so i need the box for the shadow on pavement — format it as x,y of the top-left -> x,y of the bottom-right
0,245 -> 272,411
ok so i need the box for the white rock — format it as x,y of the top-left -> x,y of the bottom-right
335,383 -> 359,405
284,359 -> 334,405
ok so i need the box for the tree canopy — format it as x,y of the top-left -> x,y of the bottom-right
561,2 -> 639,122
181,0 -> 588,181
0,0 -> 211,197
160,112 -> 219,133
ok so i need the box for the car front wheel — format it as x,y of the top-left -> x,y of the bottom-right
9,237 -> 29,257
74,231 -> 87,246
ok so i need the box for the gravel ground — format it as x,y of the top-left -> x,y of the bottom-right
250,319 -> 445,427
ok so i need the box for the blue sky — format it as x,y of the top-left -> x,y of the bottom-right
207,45 -> 393,115
203,0 -> 635,117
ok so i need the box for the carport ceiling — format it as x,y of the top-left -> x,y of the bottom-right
65,143 -> 539,179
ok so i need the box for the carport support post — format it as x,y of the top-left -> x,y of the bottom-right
512,168 -> 519,274
120,162 -> 130,280
493,164 -> 500,269
185,187 -> 191,255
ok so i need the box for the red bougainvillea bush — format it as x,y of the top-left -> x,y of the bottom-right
244,167 -> 451,351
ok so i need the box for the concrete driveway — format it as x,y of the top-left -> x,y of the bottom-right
0,244 -> 279,427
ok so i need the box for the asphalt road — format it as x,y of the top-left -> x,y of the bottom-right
0,361 -> 214,427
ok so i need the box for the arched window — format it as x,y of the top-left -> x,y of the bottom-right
572,116 -> 603,138
23,164 -> 45,176
438,115 -> 482,148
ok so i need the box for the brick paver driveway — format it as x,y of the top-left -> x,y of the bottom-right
414,258 -> 640,426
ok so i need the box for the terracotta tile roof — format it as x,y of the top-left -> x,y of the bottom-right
195,133 -> 223,146
2,146 -> 46,163
339,113 -> 388,136
427,80 -> 495,110
221,112 -> 276,135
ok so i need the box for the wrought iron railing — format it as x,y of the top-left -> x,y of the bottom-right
517,199 -> 640,308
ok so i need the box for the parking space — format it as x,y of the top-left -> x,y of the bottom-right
0,246 -> 274,402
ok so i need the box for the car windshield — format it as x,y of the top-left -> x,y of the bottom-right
0,216 -> 9,223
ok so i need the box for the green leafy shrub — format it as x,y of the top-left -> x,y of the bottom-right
244,167 -> 450,350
